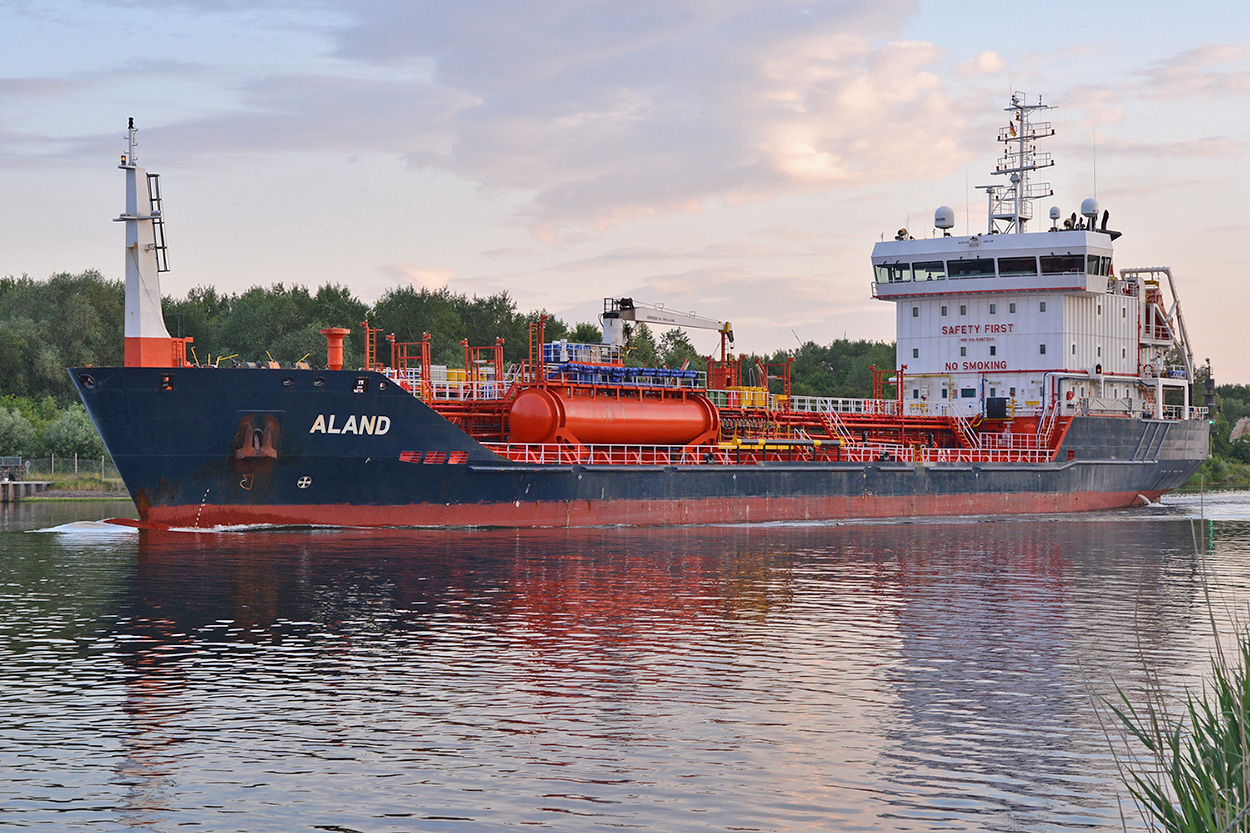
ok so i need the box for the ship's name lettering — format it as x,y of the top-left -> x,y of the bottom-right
940,323 -> 1014,335
309,414 -> 391,435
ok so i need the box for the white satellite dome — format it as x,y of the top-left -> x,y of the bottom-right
1080,198 -> 1100,222
934,206 -> 955,230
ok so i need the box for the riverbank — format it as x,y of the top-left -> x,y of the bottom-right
1187,458 -> 1250,490
30,488 -> 127,500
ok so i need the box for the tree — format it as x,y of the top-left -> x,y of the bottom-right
164,285 -> 230,346
0,407 -> 35,456
455,293 -> 528,358
40,404 -> 105,458
371,286 -> 464,362
0,325 -> 31,397
774,339 -> 895,398
268,323 -> 346,367
568,322 -> 602,344
624,323 -> 658,367
658,329 -> 705,371
0,271 -> 124,401
213,284 -> 320,361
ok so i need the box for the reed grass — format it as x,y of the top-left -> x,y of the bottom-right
1108,642 -> 1250,832
1105,515 -> 1250,832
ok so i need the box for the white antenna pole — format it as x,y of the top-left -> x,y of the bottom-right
965,169 -> 969,236
126,117 -> 138,166
1092,123 -> 1097,200
117,119 -> 176,366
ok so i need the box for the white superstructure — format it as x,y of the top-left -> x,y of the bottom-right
871,93 -> 1193,422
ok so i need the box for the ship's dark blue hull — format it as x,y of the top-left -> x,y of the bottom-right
70,366 -> 1210,529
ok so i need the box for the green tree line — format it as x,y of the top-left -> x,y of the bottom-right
0,270 -> 896,456
1200,383 -> 1250,485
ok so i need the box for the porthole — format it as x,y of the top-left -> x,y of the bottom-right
313,377 -> 326,388
281,376 -> 294,387
79,374 -> 96,390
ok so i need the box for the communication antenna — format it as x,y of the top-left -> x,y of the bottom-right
125,116 -> 138,166
965,168 -> 970,236
987,92 -> 1056,233
1091,123 -> 1097,200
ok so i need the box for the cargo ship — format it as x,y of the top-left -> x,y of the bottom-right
72,98 -> 1210,530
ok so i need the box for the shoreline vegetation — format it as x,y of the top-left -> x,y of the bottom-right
1104,518 -> 1250,832
0,270 -> 1244,492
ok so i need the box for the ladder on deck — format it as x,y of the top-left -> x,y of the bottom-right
949,411 -> 980,449
818,409 -> 855,445
1037,397 -> 1061,449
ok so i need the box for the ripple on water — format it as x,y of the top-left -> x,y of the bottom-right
0,501 -> 1249,830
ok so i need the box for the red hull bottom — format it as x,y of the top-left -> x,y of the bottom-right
140,490 -> 1165,530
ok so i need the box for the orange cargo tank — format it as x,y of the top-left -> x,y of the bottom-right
508,388 -> 720,446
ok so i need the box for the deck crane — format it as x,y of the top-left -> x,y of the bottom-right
601,298 -> 735,361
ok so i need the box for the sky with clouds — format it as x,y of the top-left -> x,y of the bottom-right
3,0 -> 1249,381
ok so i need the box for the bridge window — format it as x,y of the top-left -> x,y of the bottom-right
1009,302 -> 1017,313
940,305 -> 948,316
999,256 -> 1038,276
960,388 -> 976,398
1088,255 -> 1114,276
912,306 -> 919,317
875,263 -> 910,283
914,261 -> 945,282
960,304 -> 967,315
948,257 -> 995,278
1040,254 -> 1085,274
1039,301 -> 1047,312
989,303 -> 997,314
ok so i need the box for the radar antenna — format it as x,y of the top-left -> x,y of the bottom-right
983,93 -> 1056,234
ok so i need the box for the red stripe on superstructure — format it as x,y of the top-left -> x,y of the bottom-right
140,490 -> 1164,531
875,284 -> 1111,299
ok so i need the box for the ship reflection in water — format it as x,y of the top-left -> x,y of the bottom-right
3,495 -> 1249,831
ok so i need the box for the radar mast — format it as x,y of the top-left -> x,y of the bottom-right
980,93 -> 1056,234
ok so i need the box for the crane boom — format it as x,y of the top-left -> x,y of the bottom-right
601,297 -> 733,353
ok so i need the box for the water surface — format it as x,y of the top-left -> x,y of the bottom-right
3,493 -> 1250,831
